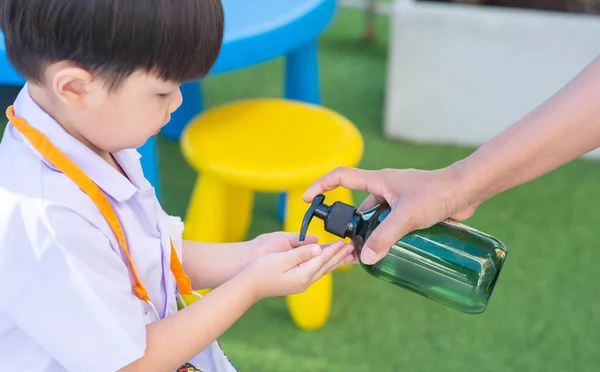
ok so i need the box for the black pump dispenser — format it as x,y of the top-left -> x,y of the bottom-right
300,194 -> 357,241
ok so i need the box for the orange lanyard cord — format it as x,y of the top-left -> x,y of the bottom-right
6,106 -> 193,302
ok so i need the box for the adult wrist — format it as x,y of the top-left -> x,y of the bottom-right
444,158 -> 486,209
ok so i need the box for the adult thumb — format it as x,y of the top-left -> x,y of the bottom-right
361,208 -> 413,265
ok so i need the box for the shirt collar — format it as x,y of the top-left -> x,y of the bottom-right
11,84 -> 149,203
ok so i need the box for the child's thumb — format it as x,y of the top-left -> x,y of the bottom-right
288,244 -> 321,267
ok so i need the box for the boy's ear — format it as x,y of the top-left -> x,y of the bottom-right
51,65 -> 95,108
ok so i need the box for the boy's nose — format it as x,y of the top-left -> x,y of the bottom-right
170,88 -> 183,113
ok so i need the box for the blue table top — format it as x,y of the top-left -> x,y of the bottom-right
213,0 -> 336,74
0,0 -> 336,85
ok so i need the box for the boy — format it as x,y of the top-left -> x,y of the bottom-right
0,1 -> 354,371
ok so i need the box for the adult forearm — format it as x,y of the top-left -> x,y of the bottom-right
182,240 -> 251,289
120,273 -> 255,372
453,55 -> 600,205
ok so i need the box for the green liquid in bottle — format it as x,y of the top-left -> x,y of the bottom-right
360,218 -> 506,313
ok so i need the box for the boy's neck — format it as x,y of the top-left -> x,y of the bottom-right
27,85 -> 125,176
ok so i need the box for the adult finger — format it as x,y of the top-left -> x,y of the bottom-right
302,167 -> 382,203
360,207 -> 415,265
357,194 -> 385,212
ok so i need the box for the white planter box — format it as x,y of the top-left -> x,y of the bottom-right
384,0 -> 600,158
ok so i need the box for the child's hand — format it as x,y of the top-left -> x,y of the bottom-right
242,241 -> 354,300
248,231 -> 320,263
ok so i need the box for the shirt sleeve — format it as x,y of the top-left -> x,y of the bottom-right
5,202 -> 147,372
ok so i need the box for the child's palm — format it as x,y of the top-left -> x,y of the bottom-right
244,241 -> 352,300
249,231 -> 319,261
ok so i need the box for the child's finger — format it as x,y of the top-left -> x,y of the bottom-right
313,243 -> 355,281
297,241 -> 344,270
285,232 -> 319,248
333,251 -> 357,270
343,250 -> 359,265
300,242 -> 347,282
283,243 -> 321,270
288,241 -> 345,286
324,254 -> 355,276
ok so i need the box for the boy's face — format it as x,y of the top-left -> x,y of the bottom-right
49,67 -> 183,153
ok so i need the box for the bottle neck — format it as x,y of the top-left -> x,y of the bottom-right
347,203 -> 391,252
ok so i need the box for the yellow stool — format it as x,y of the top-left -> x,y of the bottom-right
180,99 -> 363,330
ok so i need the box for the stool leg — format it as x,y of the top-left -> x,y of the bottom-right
285,39 -> 321,104
277,39 -> 322,223
277,193 -> 286,223
323,187 -> 355,273
183,174 -> 228,243
162,81 -> 204,141
283,188 -> 332,331
224,185 -> 253,242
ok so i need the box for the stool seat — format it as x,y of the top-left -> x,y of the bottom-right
181,99 -> 362,191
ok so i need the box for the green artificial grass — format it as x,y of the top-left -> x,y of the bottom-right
2,8 -> 600,372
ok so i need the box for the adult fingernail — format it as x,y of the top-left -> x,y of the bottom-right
361,247 -> 377,264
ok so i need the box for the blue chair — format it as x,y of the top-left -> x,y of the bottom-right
1,0 -> 337,204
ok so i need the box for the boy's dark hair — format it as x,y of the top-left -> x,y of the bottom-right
0,0 -> 224,89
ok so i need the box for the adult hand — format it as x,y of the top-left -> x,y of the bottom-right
302,167 -> 477,264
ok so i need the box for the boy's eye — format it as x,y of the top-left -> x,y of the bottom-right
158,94 -> 170,98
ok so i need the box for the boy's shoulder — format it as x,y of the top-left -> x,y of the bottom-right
0,123 -> 116,266
0,126 -> 121,307
0,124 -> 100,219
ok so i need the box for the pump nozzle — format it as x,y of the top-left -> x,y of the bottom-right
300,194 -> 327,242
299,194 -> 357,242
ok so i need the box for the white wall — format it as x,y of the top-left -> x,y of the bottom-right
385,0 -> 600,158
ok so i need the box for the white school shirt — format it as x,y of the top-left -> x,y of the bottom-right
0,86 -> 236,372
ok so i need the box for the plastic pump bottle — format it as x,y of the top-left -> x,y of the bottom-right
299,194 -> 508,314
